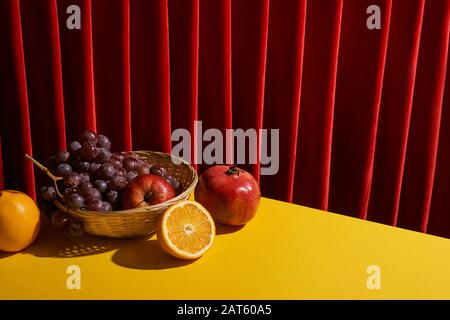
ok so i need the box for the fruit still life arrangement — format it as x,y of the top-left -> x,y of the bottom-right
0,130 -> 261,260
25,131 -> 194,241
33,131 -> 183,213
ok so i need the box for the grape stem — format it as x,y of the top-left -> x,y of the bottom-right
25,153 -> 64,198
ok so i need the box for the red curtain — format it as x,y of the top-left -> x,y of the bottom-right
1,0 -> 450,237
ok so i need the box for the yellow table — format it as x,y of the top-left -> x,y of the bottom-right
1,197 -> 450,299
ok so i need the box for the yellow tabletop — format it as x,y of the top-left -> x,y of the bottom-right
1,197 -> 450,299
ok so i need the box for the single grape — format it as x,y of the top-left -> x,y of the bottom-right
63,221 -> 84,240
80,141 -> 98,160
95,148 -> 111,163
79,172 -> 90,184
115,167 -> 127,177
123,157 -> 138,171
89,162 -> 101,177
56,163 -> 73,177
150,165 -> 168,177
109,175 -> 127,191
105,191 -> 120,209
96,134 -> 112,150
85,188 -> 102,202
55,150 -> 70,164
165,175 -> 183,195
41,186 -> 57,201
93,180 -> 108,193
74,160 -> 90,173
109,158 -> 122,169
78,182 -> 93,196
68,141 -> 82,156
38,185 -> 48,200
126,170 -> 138,182
102,202 -> 113,212
86,199 -> 104,211
79,130 -> 97,143
63,172 -> 81,188
38,185 -> 48,197
111,152 -> 125,161
98,163 -> 115,180
135,163 -> 150,175
51,211 -> 70,229
66,193 -> 85,209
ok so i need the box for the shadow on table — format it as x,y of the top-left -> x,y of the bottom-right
215,223 -> 244,235
0,252 -> 15,259
25,228 -> 123,258
111,223 -> 247,269
0,236 -> 118,259
111,238 -> 195,270
3,220 -> 244,268
21,224 -> 194,270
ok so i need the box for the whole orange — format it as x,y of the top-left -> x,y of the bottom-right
0,190 -> 41,252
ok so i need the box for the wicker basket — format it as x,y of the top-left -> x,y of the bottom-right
27,151 -> 198,239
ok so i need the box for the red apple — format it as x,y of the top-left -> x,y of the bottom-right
195,165 -> 261,226
121,174 -> 176,209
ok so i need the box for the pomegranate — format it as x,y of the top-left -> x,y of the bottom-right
195,165 -> 261,226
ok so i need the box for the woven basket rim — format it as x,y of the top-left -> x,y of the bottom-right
54,150 -> 198,217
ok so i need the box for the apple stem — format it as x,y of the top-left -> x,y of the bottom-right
144,192 -> 153,202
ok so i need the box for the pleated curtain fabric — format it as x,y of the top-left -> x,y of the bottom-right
1,0 -> 450,237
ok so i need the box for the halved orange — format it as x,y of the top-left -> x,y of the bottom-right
156,200 -> 215,260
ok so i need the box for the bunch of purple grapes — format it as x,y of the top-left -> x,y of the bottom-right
38,130 -> 182,238
37,185 -> 84,239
